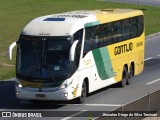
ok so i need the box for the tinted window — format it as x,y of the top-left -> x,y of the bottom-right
83,15 -> 144,54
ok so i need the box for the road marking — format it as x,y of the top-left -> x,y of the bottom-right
144,53 -> 160,61
146,78 -> 160,85
156,54 -> 160,57
70,104 -> 122,107
20,101 -> 121,107
144,57 -> 153,61
0,82 -> 14,88
61,110 -> 87,120
58,103 -> 122,107
92,117 -> 99,120
146,35 -> 159,42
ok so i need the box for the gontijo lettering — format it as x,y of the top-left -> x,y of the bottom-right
114,42 -> 133,55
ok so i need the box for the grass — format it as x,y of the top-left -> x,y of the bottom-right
0,0 -> 160,80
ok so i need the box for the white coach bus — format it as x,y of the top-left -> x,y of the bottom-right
8,9 -> 144,103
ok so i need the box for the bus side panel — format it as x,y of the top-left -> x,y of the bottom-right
111,57 -> 125,82
79,34 -> 144,94
79,51 -> 102,93
107,40 -> 132,82
134,34 -> 145,75
134,50 -> 144,75
79,50 -> 116,93
138,50 -> 144,73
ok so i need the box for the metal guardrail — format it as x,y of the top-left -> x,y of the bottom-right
96,89 -> 160,120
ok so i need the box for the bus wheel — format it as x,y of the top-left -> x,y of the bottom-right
127,64 -> 134,85
76,81 -> 87,104
119,67 -> 128,87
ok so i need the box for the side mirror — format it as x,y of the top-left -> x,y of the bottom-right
8,42 -> 16,60
69,40 -> 79,61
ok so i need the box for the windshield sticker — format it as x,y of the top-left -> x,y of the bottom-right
54,66 -> 60,70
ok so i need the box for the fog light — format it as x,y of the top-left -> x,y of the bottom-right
64,93 -> 68,97
16,92 -> 19,95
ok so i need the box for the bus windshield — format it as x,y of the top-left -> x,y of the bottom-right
16,35 -> 72,81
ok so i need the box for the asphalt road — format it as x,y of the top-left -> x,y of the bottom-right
0,33 -> 160,120
100,0 -> 160,6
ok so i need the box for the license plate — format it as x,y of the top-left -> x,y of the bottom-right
36,94 -> 45,98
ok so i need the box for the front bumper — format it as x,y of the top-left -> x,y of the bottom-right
16,86 -> 74,101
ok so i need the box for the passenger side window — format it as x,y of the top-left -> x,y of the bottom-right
83,15 -> 144,56
113,21 -> 123,43
123,19 -> 130,40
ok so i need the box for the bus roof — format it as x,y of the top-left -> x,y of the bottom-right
22,9 -> 143,36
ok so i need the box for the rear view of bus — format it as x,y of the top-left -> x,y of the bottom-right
8,9 -> 144,103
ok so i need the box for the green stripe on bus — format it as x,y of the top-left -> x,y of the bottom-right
100,48 -> 109,75
84,21 -> 100,28
101,47 -> 115,78
92,47 -> 115,80
92,48 -> 108,80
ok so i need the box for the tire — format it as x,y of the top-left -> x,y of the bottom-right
127,64 -> 134,85
119,67 -> 128,87
76,81 -> 87,104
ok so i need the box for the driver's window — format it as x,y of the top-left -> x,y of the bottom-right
73,29 -> 83,68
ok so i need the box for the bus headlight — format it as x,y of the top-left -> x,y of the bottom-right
16,80 -> 23,88
59,79 -> 73,90
18,84 -> 23,88
59,84 -> 68,89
